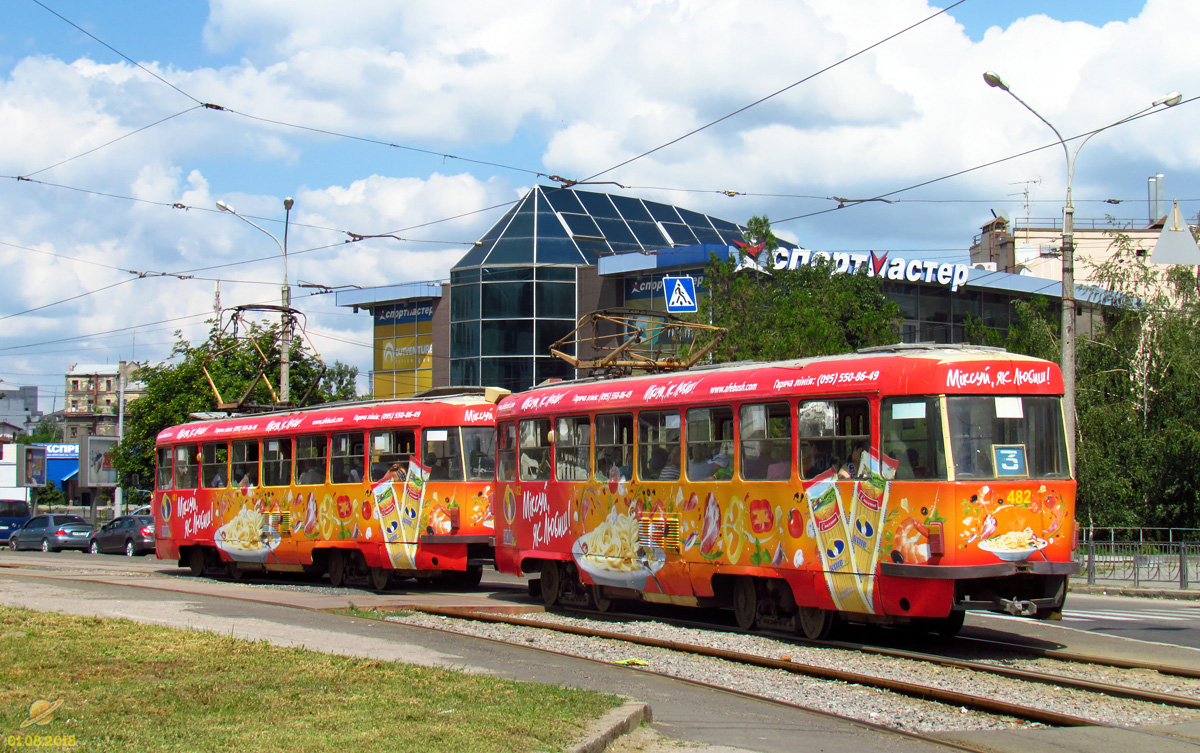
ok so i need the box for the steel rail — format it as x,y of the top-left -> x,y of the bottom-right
413,606 -> 1099,728
823,640 -> 1200,710
949,635 -> 1200,680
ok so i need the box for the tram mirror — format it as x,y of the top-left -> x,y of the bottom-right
995,397 -> 1023,419
891,402 -> 926,421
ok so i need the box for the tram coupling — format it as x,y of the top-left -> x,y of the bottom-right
1001,598 -> 1038,617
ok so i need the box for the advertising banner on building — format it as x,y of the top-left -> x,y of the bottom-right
16,445 -> 46,487
79,436 -> 118,488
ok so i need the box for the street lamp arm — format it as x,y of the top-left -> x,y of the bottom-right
216,201 -> 285,256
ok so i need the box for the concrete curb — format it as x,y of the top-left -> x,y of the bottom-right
569,700 -> 652,753
1070,584 -> 1200,600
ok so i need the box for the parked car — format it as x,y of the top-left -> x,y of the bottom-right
88,515 -> 154,556
9,514 -> 94,552
0,499 -> 31,545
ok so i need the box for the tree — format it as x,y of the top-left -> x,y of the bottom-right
111,320 -> 359,496
690,225 -> 901,363
1073,228 -> 1200,529
16,417 -> 63,445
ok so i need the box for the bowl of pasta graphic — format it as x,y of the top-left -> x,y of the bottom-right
215,508 -> 281,563
572,512 -> 665,589
978,528 -> 1048,562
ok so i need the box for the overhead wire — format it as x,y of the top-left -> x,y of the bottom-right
580,0 -> 967,183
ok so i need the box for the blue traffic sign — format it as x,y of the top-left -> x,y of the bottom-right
663,276 -> 698,313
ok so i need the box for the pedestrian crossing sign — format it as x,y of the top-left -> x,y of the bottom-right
663,276 -> 698,313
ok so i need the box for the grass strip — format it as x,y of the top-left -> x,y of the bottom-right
0,606 -> 621,752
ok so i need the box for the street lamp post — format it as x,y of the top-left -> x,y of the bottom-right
216,197 -> 296,405
983,72 -> 1181,476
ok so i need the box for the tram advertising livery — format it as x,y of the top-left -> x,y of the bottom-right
494,345 -> 1076,639
153,390 -> 503,590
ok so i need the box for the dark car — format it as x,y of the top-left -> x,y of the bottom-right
0,499 -> 31,545
10,514 -> 94,552
88,515 -> 154,556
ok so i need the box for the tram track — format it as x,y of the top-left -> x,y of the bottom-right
407,605 -> 1200,736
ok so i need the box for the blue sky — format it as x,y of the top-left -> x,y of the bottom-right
0,0 -> 1196,412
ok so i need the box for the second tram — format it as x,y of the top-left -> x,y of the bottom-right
153,390 -> 503,590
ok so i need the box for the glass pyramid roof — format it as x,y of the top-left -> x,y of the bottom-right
453,185 -> 793,269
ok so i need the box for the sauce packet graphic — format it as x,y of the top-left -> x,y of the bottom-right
383,459 -> 430,569
847,449 -> 899,611
804,468 -> 871,614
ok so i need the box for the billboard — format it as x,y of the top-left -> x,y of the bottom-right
79,436 -> 118,488
16,445 -> 47,488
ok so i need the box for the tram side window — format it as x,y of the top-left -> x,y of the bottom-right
555,416 -> 591,482
231,440 -> 259,486
173,445 -> 199,489
594,413 -> 634,482
463,426 -> 496,481
295,435 -> 328,485
740,402 -> 792,481
156,448 -> 172,490
330,432 -> 365,484
497,422 -> 517,482
262,438 -> 292,487
881,397 -> 946,480
423,427 -> 464,481
369,429 -> 416,482
200,443 -> 229,488
519,418 -> 552,481
638,411 -> 681,481
685,406 -> 734,481
797,399 -> 871,480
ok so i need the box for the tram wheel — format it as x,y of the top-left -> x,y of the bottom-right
188,547 -> 206,577
368,566 -> 392,592
591,585 -> 613,613
796,605 -> 834,641
226,562 -> 245,582
935,610 -> 966,637
540,561 -> 561,607
446,565 -> 483,590
732,576 -> 758,630
328,550 -> 346,588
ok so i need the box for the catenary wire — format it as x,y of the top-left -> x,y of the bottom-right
581,0 -> 967,183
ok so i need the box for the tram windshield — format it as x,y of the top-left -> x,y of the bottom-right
946,395 -> 1070,480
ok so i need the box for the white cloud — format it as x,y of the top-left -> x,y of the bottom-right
2,0 -> 1199,407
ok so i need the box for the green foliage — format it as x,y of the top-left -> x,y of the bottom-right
689,246 -> 901,363
1074,229 -> 1200,528
111,321 -> 359,494
16,417 -> 63,445
36,481 -> 64,507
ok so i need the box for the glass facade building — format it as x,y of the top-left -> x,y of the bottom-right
447,185 -> 765,392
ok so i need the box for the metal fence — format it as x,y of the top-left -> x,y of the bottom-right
1074,528 -> 1200,589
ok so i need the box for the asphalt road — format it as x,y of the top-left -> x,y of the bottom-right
968,591 -> 1200,649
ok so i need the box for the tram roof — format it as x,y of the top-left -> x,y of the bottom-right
498,344 -> 1063,416
156,389 -> 502,445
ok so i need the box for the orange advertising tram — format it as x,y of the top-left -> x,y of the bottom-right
153,390 -> 503,590
493,345 -> 1076,638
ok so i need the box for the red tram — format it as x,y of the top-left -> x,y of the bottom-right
493,345 -> 1076,638
153,390 -> 503,590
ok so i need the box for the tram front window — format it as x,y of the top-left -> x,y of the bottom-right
946,396 -> 1069,480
